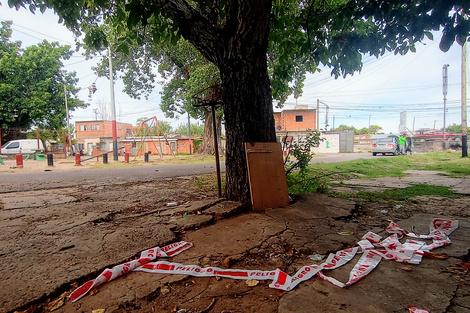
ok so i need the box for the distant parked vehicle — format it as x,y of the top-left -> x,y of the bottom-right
372,137 -> 399,156
1,139 -> 45,154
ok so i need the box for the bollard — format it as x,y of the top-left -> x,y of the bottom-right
47,154 -> 54,166
124,153 -> 130,163
103,153 -> 108,164
16,154 -> 23,168
75,153 -> 81,165
144,152 -> 149,163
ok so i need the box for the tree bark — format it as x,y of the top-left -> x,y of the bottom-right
218,1 -> 276,204
197,107 -> 224,156
164,0 -> 275,205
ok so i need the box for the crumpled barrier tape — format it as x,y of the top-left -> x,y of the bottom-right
70,218 -> 458,302
69,241 -> 193,302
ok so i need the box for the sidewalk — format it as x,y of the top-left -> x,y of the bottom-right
2,160 -> 469,312
7,192 -> 467,313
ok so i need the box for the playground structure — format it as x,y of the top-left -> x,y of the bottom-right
132,116 -> 176,160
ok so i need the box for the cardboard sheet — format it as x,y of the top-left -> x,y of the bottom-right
245,142 -> 290,211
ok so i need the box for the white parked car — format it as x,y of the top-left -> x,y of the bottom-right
1,139 -> 45,154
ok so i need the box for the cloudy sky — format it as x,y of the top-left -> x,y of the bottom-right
1,5 -> 468,134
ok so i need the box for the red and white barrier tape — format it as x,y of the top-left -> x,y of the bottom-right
70,218 -> 458,302
408,306 -> 430,313
70,241 -> 193,302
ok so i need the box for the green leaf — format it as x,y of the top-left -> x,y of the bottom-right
127,11 -> 141,29
439,32 -> 454,52
424,31 -> 433,41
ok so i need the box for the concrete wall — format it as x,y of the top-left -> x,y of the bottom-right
311,133 -> 340,154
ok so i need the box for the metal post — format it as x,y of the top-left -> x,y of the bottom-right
109,46 -> 118,161
211,104 -> 222,198
316,99 -> 320,131
188,110 -> 192,155
443,64 -> 449,147
47,154 -> 54,166
75,153 -> 81,165
64,85 -> 72,150
37,129 -> 40,151
63,130 -> 67,157
462,41 -> 468,157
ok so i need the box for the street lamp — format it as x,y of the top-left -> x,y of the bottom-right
443,64 -> 449,147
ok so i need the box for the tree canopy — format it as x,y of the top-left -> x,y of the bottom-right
331,124 -> 383,135
9,0 -> 469,204
0,21 -> 88,130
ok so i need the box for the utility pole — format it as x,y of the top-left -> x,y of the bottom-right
109,46 -> 118,161
64,85 -> 72,152
316,99 -> 320,131
443,64 -> 449,148
462,41 -> 468,157
317,99 -> 329,130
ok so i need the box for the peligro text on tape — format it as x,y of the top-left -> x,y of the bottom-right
70,218 -> 458,302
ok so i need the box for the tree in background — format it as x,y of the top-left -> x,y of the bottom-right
174,122 -> 205,138
332,124 -> 383,135
0,21 -> 87,130
368,125 -> 383,135
13,0 -> 469,205
90,34 -> 223,155
331,125 -> 357,133
446,123 -> 462,134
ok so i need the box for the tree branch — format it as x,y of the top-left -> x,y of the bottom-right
155,0 -> 222,65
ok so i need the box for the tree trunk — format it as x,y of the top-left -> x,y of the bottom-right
220,59 -> 276,205
218,1 -> 276,205
197,107 -> 224,156
168,0 -> 275,205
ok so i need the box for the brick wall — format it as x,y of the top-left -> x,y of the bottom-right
75,121 -> 133,139
273,109 -> 317,131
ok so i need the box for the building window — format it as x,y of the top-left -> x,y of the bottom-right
79,125 -> 88,131
91,124 -> 100,130
295,115 -> 303,122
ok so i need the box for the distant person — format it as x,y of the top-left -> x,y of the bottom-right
405,135 -> 413,155
122,147 -> 126,155
398,134 -> 406,155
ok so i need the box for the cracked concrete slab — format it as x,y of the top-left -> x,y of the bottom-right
1,188 -> 78,210
278,213 -> 470,313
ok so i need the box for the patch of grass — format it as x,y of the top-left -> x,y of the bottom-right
287,168 -> 331,195
308,152 -> 470,179
338,184 -> 460,202
416,152 -> 470,176
194,174 -> 226,191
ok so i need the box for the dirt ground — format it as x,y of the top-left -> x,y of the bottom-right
1,163 -> 469,313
